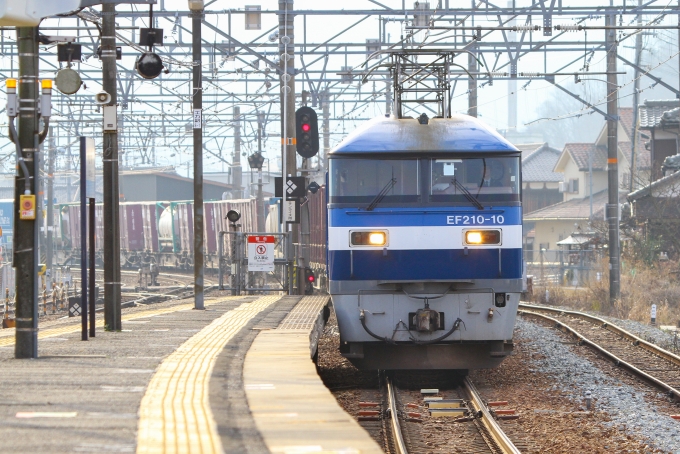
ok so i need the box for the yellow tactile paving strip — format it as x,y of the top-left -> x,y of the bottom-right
0,296 -> 246,348
136,295 -> 281,454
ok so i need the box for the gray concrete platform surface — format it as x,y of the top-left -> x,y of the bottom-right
0,294 -> 251,453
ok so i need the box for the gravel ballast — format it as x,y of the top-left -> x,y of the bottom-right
515,316 -> 680,453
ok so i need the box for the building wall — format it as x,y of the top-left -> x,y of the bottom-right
120,175 -> 232,202
523,184 -> 562,214
532,219 -> 585,254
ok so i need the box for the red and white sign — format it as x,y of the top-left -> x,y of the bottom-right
247,235 -> 275,272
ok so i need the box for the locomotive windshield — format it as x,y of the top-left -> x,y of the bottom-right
330,159 -> 419,204
430,157 -> 520,204
329,156 -> 520,206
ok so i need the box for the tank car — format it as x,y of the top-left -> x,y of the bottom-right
327,114 -> 523,370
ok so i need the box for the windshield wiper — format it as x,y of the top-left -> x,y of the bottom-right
451,177 -> 484,210
366,178 -> 397,211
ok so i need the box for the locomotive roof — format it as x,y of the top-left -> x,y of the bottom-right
329,114 -> 518,155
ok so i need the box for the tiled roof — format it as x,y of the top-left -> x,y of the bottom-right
627,169 -> 680,201
524,189 -> 628,221
522,143 -> 563,182
563,143 -> 608,171
660,107 -> 680,128
639,99 -> 680,129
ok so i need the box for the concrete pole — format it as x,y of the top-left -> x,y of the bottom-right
468,44 -> 478,117
192,6 -> 204,310
507,1 -> 517,131
629,0 -> 642,192
46,127 -> 54,290
279,0 -> 297,293
233,106 -> 242,198
256,111 -> 265,232
385,79 -> 392,116
606,13 -> 621,304
102,3 -> 122,330
322,92 -> 330,171
14,26 -> 40,358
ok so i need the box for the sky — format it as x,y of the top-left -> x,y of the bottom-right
1,0 -> 679,173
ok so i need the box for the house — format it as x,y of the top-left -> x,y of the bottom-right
524,108 -> 647,251
627,167 -> 680,256
638,99 -> 680,182
525,189 -> 628,252
520,143 -> 563,214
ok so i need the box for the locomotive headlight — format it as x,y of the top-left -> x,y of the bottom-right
466,231 -> 483,244
464,229 -> 501,245
369,232 -> 386,245
350,230 -> 387,246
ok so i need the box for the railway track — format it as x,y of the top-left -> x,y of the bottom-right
383,375 -> 522,454
519,303 -> 680,401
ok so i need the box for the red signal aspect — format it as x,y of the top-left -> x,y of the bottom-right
302,123 -> 311,132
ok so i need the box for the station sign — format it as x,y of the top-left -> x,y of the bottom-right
247,235 -> 275,272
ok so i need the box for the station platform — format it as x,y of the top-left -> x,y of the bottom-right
0,293 -> 382,453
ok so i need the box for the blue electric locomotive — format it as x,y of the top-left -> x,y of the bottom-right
327,114 -> 523,370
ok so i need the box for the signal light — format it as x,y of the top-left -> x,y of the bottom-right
304,267 -> 315,294
295,106 -> 319,158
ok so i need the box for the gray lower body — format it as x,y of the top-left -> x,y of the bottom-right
330,279 -> 521,370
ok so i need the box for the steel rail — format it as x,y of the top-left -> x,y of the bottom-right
463,377 -> 522,454
385,376 -> 408,454
519,303 -> 680,368
519,308 -> 680,401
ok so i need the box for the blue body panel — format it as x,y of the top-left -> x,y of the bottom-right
329,206 -> 521,227
328,248 -> 522,281
329,115 -> 518,155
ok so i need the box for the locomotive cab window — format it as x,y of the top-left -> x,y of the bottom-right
430,157 -> 520,204
329,159 -> 419,205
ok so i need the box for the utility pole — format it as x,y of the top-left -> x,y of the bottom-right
606,12 -> 621,304
46,127 -> 54,291
102,3 -> 121,330
279,0 -> 297,293
190,0 -> 204,311
385,79 -> 392,116
233,106 -> 242,198
14,27 -> 40,358
468,43 -> 478,117
629,0 -> 642,192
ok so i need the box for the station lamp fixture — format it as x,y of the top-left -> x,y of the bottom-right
226,209 -> 241,224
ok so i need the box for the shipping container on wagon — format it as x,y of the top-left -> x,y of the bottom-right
173,202 -> 194,253
0,199 -> 13,246
120,203 -> 145,251
205,198 -> 257,255
142,203 -> 163,252
118,202 -> 163,252
57,203 -> 118,254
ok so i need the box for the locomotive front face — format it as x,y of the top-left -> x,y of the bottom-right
327,117 -> 523,370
